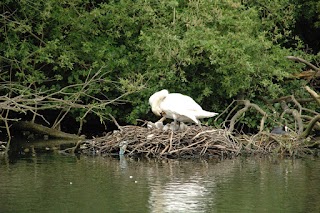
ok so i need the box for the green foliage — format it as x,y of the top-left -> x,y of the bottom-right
138,1 -> 306,106
0,0 -> 147,123
0,0 -> 316,130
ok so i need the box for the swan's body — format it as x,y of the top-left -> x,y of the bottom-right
149,89 -> 218,125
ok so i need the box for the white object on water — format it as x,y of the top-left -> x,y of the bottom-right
149,89 -> 218,125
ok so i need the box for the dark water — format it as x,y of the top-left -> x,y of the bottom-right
1,152 -> 320,213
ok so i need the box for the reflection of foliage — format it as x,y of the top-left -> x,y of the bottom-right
0,0 -> 318,132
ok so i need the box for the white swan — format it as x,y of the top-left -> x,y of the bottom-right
149,89 -> 218,125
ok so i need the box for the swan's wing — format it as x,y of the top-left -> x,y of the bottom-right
160,93 -> 201,123
177,110 -> 199,124
161,93 -> 202,111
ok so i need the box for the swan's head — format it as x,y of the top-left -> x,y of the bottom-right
149,89 -> 169,116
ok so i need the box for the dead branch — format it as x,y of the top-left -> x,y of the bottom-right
301,115 -> 320,131
299,115 -> 320,139
305,86 -> 320,105
109,114 -> 123,131
0,66 -> 141,143
12,121 -> 84,140
286,56 -> 320,72
280,109 -> 304,134
227,100 -> 267,133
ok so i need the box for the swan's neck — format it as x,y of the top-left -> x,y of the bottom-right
151,96 -> 166,116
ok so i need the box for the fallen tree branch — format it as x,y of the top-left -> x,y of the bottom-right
299,115 -> 320,139
12,121 -> 84,140
305,86 -> 320,105
109,114 -> 123,132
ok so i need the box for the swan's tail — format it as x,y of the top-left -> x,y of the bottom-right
196,110 -> 218,119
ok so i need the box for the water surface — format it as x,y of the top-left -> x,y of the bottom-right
1,153 -> 320,212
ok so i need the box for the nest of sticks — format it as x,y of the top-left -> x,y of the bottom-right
76,120 -> 313,158
79,124 -> 239,158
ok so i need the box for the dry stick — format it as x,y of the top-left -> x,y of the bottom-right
228,101 -> 249,133
302,108 -> 319,116
160,144 -> 170,156
128,141 -> 150,155
1,95 -> 49,121
191,129 -> 218,141
281,109 -> 304,134
300,115 -> 320,139
154,143 -> 159,154
60,140 -> 83,154
3,109 -> 11,153
109,114 -> 123,132
286,56 -> 320,72
78,105 -> 95,135
301,115 -> 320,130
286,56 -> 320,88
200,142 -> 209,155
216,99 -> 236,121
169,138 -> 207,154
290,95 -> 303,114
0,80 -> 129,136
228,100 -> 267,133
50,69 -> 122,130
168,131 -> 173,152
222,102 -> 240,129
305,86 -> 320,105
297,86 -> 320,138
13,121 -> 83,140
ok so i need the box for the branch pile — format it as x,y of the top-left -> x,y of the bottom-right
77,123 -> 316,158
79,125 -> 239,158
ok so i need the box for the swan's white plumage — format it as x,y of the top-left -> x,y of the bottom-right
149,89 -> 218,125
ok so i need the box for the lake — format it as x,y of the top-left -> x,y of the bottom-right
1,151 -> 320,212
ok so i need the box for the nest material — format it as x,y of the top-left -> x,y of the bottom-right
80,124 -> 241,158
77,121 -> 315,158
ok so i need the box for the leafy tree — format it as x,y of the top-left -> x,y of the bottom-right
136,0 -> 309,124
0,0 -> 317,134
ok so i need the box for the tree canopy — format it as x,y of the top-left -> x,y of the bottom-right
0,0 -> 319,135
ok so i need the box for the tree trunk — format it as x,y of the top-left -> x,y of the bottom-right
12,121 -> 84,140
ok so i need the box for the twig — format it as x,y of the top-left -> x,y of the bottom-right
286,56 -> 320,72
109,114 -> 123,131
305,86 -> 320,105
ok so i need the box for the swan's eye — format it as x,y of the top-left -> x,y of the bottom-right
160,112 -> 166,116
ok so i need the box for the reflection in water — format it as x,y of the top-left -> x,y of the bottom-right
0,153 -> 320,213
149,178 -> 211,213
146,159 -> 238,213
